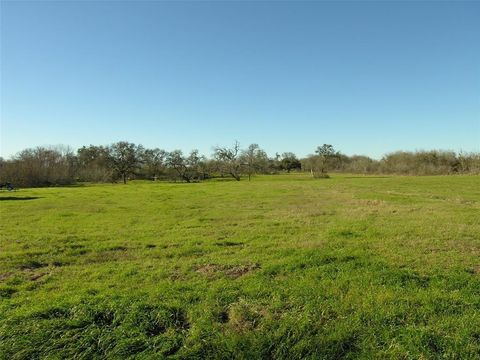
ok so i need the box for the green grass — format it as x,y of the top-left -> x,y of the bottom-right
1,174 -> 479,359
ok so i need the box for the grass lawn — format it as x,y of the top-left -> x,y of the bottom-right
0,174 -> 479,359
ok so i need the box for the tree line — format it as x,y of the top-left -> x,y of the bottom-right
0,141 -> 479,187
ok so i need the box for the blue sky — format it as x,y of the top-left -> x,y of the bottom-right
1,1 -> 479,159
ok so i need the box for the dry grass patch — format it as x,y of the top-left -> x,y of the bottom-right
195,263 -> 261,279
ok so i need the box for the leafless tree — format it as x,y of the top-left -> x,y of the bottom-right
0,146 -> 75,187
213,141 -> 242,181
240,144 -> 268,181
165,149 -> 204,182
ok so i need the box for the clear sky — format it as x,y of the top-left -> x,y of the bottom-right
1,1 -> 479,159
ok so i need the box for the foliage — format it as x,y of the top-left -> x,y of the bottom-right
1,142 -> 480,188
108,141 -> 142,184
280,152 -> 301,173
240,144 -> 269,181
301,144 -> 340,178
77,145 -> 113,182
143,148 -> 167,180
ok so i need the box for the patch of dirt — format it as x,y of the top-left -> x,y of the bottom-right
356,199 -> 387,207
108,245 -> 128,251
466,266 -> 480,275
0,272 -> 14,282
19,260 -> 48,270
52,261 -> 67,267
226,300 -> 267,332
366,199 -> 386,205
169,267 -> 186,281
215,241 -> 244,247
30,272 -> 48,281
195,263 -> 260,279
224,264 -> 260,278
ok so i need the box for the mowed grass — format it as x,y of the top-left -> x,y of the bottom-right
0,174 -> 479,359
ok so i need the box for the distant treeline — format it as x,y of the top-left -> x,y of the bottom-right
0,142 -> 479,187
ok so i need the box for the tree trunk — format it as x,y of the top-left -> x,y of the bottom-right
123,173 -> 127,184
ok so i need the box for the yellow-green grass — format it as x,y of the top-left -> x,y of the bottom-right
1,174 -> 479,359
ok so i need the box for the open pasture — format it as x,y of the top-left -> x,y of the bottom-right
1,174 -> 479,359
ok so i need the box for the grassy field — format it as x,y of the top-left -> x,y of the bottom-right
0,174 -> 479,359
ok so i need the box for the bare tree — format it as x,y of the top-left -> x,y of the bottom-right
240,144 -> 268,181
0,146 -> 76,187
213,141 -> 242,181
165,149 -> 204,183
4,141 -> 480,188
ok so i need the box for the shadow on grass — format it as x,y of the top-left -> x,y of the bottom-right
342,176 -> 390,179
0,196 -> 41,201
59,183 -> 87,188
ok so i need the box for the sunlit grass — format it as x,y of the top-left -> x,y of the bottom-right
1,174 -> 479,359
